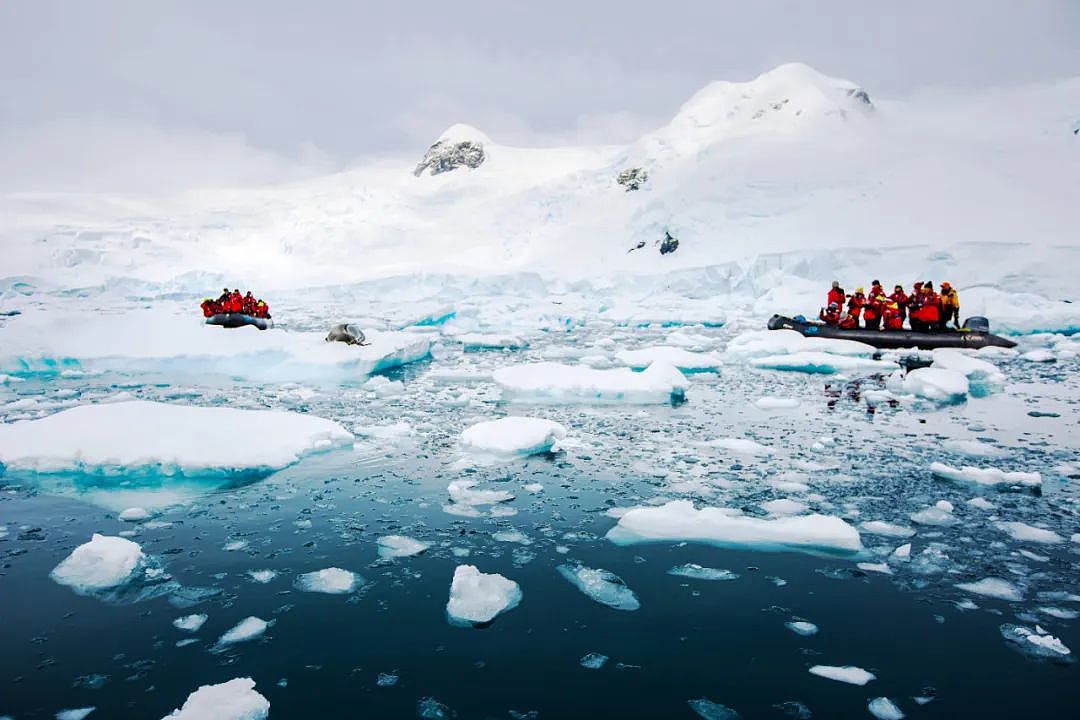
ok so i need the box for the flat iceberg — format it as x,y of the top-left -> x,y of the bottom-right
941,439 -> 1009,459
668,564 -> 738,581
996,521 -> 1063,544
785,621 -> 819,636
217,617 -> 269,645
687,698 -> 739,719
726,330 -> 876,358
705,437 -> 774,456
955,577 -> 1024,601
615,346 -> 721,372
0,400 -> 352,476
447,479 -> 514,506
808,665 -> 876,685
557,564 -> 640,611
162,677 -> 269,720
931,349 -> 1004,392
886,368 -> 968,404
173,614 -> 208,632
867,697 -> 905,720
376,535 -> 429,559
295,568 -> 362,594
859,521 -> 915,538
493,361 -> 687,404
752,352 -> 896,375
453,332 -> 527,350
118,507 -> 151,522
930,462 -> 1041,490
910,500 -> 956,526
606,500 -> 862,553
446,565 -> 522,625
754,396 -> 801,410
1000,624 -> 1073,660
460,416 -> 567,455
50,534 -> 144,593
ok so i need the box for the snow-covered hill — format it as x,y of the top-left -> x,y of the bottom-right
2,63 -> 1079,323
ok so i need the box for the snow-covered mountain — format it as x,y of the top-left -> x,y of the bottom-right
2,63 -> 1079,319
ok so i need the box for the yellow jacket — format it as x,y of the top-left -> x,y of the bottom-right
940,287 -> 960,310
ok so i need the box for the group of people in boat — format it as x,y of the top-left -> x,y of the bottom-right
200,288 -> 271,319
819,279 -> 960,332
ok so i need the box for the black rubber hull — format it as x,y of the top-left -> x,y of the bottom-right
206,313 -> 273,330
767,315 -> 1016,350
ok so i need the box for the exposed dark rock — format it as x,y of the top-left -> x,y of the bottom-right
616,167 -> 649,191
846,87 -> 873,108
659,231 -> 679,255
413,140 -> 485,177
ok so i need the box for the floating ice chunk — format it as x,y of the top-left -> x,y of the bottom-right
217,617 -> 269,645
353,421 -> 412,440
668,564 -> 739,581
755,396 -> 801,410
492,529 -> 532,545
859,521 -> 915,539
607,500 -> 862,553
447,479 -> 514,506
931,349 -> 1004,388
1000,624 -> 1072,659
931,462 -> 1041,490
377,535 -> 429,559
56,709 -> 95,720
162,677 -> 269,719
726,330 -> 876,358
247,570 -> 277,584
616,346 -> 721,372
1020,349 -> 1055,363
416,697 -> 454,719
808,665 -> 876,685
579,652 -> 609,669
886,368 -> 968,404
51,534 -> 144,592
173,614 -> 208,632
376,672 -> 399,687
706,437 -> 774,456
893,543 -> 912,558
687,698 -> 739,719
0,401 -> 352,476
295,568 -> 362,594
857,562 -> 893,575
910,501 -> 956,527
752,352 -> 896,375
493,361 -> 687,404
967,497 -> 996,511
455,333 -> 527,350
362,375 -> 405,397
524,483 -> 544,493
996,521 -> 1063,544
760,499 -> 809,516
223,540 -> 248,552
1039,607 -> 1080,620
557,564 -> 640,611
867,697 -> 905,720
1073,533 -> 1080,544
118,507 -> 151,522
955,577 -> 1024,601
785,621 -> 819,636
460,416 -> 567,455
942,439 -> 1009,459
446,565 -> 522,625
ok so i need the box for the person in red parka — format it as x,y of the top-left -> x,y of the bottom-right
254,299 -> 270,319
912,282 -> 941,330
242,291 -> 256,315
862,293 -> 885,330
869,279 -> 884,300
882,301 -> 904,330
838,311 -> 859,329
827,280 -> 845,309
847,288 -> 865,322
907,282 -> 924,330
888,285 -> 908,323
819,302 -> 842,326
227,289 -> 243,314
200,299 -> 217,317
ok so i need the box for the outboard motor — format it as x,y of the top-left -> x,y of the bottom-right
964,316 -> 990,333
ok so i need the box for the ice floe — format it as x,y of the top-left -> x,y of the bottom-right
50,534 -> 145,593
752,352 -> 896,375
1020,349 -> 1056,363
459,416 -> 567,455
118,507 -> 151,522
886,368 -> 969,404
930,462 -> 1041,490
910,500 -> 956,527
1000,624 -> 1072,660
162,677 -> 269,720
615,346 -> 721,372
217,617 -> 270,645
56,709 -> 95,720
859,521 -> 915,539
247,570 -> 277,584
0,400 -> 352,476
726,329 -> 876,358
453,332 -> 527,350
295,568 -> 362,594
705,437 -> 774,456
667,564 -> 738,581
606,500 -> 862,553
867,697 -> 905,720
446,565 -> 522,625
376,535 -> 429,559
955,577 -> 1024,601
447,479 -> 515,506
808,665 -> 876,685
930,349 -> 1004,393
785,621 -> 819,636
579,652 -> 609,669
996,521 -> 1063,544
687,698 -> 739,719
754,396 -> 801,410
941,439 -> 1009,459
557,564 -> 640,611
493,361 -> 687,404
173,614 -> 208,632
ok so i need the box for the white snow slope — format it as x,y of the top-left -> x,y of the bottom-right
2,63 -> 1078,332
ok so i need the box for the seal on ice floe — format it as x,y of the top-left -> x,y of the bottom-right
325,323 -> 368,346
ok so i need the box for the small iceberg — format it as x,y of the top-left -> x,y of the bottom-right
217,617 -> 269,646
50,534 -> 145,593
668,564 -> 738,581
446,565 -> 522,626
295,568 -> 362,594
996,521 -> 1062,544
808,665 -> 876,685
162,677 -> 269,719
752,352 -> 896,375
931,462 -> 1041,490
557,564 -> 640,611
615,346 -> 722,372
867,697 -> 905,720
886,368 -> 968,404
460,416 -> 567,456
1000,623 -> 1072,661
376,535 -> 429,559
493,361 -> 687,404
955,577 -> 1024,601
173,614 -> 208,632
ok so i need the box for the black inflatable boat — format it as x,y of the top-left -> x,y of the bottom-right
206,313 -> 273,331
767,314 -> 1017,350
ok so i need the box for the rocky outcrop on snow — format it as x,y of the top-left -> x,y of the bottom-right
414,124 -> 488,177
616,167 -> 649,191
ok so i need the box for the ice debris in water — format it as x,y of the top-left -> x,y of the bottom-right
930,349 -> 1004,389
615,346 -> 721,372
118,507 -> 150,522
417,697 -> 453,719
376,672 -> 399,687
859,521 -> 915,538
493,361 -> 688,404
755,396 -> 801,410
247,570 -> 277,584
377,535 -> 429,559
295,568 -> 362,594
459,416 -> 567,455
162,677 -> 269,720
909,500 -> 955,527
607,500 -> 863,553
785,621 -> 819,636
931,462 -> 1041,490
867,697 -> 905,720
726,329 -> 875,358
223,540 -> 248,552
173,614 -> 208,632
705,437 -> 774,456
56,709 -> 95,720
668,564 -> 739,581
942,439 -> 1009,458
954,577 -> 1024,601
447,479 -> 514,506
996,521 -> 1063,544
760,499 -> 809,516
751,351 -> 897,375
217,617 -> 269,646
446,565 -> 522,625
857,562 -> 893,575
1020,349 -> 1055,363
1000,624 -> 1072,660
50,534 -> 144,593
557,564 -> 640,611
687,698 -> 740,719
886,367 -> 969,404
579,652 -> 609,669
808,665 -> 876,685
0,400 -> 353,476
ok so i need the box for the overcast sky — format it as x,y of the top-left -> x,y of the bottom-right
2,0 -> 1077,192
